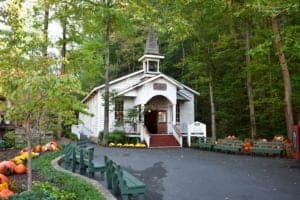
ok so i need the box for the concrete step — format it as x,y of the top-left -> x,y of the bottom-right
150,134 -> 180,148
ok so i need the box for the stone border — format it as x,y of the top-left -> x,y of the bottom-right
51,155 -> 117,200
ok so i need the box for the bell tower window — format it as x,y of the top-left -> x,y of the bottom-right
148,60 -> 158,72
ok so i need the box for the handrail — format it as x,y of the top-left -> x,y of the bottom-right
172,125 -> 183,147
141,125 -> 151,148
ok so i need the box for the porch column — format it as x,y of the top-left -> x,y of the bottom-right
140,104 -> 145,142
172,103 -> 176,125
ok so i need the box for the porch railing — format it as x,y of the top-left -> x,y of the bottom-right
71,124 -> 93,139
172,124 -> 183,147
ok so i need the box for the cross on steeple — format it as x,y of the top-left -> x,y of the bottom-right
138,27 -> 164,74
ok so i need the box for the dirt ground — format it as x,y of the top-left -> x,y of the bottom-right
0,148 -> 45,192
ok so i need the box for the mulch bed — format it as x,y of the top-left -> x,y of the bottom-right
0,148 -> 46,191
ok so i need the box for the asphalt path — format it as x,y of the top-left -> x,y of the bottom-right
90,145 -> 300,200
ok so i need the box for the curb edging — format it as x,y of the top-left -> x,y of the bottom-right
51,155 -> 117,200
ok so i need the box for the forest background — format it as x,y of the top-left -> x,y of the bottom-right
0,0 -> 299,141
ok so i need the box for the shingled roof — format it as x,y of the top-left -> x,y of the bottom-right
144,27 -> 160,55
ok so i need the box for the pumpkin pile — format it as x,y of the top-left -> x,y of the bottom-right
273,135 -> 284,142
226,135 -> 238,140
257,138 -> 268,142
0,141 -> 60,198
0,162 -> 19,199
243,139 -> 252,153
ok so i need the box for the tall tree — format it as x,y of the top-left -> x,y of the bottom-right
271,15 -> 294,138
103,0 -> 112,143
245,29 -> 257,140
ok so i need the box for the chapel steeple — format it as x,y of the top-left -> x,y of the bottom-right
138,27 -> 164,74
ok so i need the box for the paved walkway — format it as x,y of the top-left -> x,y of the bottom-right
90,144 -> 300,200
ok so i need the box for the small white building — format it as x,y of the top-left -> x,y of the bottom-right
73,28 -> 200,147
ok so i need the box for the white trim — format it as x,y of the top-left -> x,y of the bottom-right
177,91 -> 191,101
82,70 -> 199,103
117,74 -> 184,96
164,74 -> 200,95
138,54 -> 165,62
82,70 -> 144,103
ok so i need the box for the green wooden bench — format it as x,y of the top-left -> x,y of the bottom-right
214,139 -> 243,153
198,137 -> 214,150
76,139 -> 88,147
0,139 -> 5,150
251,141 -> 284,156
62,143 -> 74,169
72,145 -> 85,173
63,141 -> 86,170
82,147 -> 106,179
105,156 -> 146,200
105,156 -> 119,190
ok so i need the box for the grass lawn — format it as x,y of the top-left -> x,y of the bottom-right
32,151 -> 105,200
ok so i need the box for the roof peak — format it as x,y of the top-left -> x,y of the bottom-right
144,27 -> 160,55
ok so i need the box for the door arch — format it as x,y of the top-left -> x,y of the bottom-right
144,95 -> 171,134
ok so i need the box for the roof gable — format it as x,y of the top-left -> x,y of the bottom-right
118,73 -> 199,96
82,70 -> 144,103
82,71 -> 199,103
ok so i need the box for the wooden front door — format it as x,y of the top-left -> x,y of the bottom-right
144,110 -> 158,134
157,111 -> 167,134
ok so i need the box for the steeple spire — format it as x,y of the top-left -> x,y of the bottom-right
138,27 -> 164,74
144,27 -> 160,55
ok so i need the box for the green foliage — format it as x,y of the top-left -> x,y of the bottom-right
125,108 -> 140,124
65,133 -> 78,141
8,190 -> 55,200
32,151 -> 105,200
1,0 -> 299,148
98,131 -> 105,143
33,181 -> 76,200
105,130 -> 126,144
3,131 -> 16,148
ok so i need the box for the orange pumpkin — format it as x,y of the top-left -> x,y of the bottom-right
19,148 -> 29,155
41,145 -> 46,152
273,135 -> 284,142
50,144 -> 59,151
33,145 -> 42,153
231,135 -> 237,140
0,182 -> 8,191
50,141 -> 59,148
0,189 -> 14,199
1,161 -> 16,173
14,164 -> 27,174
0,163 -> 11,176
0,174 -> 9,184
0,164 -> 6,175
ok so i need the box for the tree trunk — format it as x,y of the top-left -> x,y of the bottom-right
209,72 -> 216,142
103,12 -> 111,144
61,18 -> 67,74
245,29 -> 257,140
24,121 -> 32,192
271,15 -> 294,139
56,17 -> 67,139
43,4 -> 49,57
226,0 -> 236,41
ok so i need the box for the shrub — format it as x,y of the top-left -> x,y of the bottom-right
33,181 -> 76,200
8,190 -> 55,200
32,151 -> 104,200
98,131 -> 104,143
3,131 -> 16,148
105,130 -> 126,144
65,133 -> 78,141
